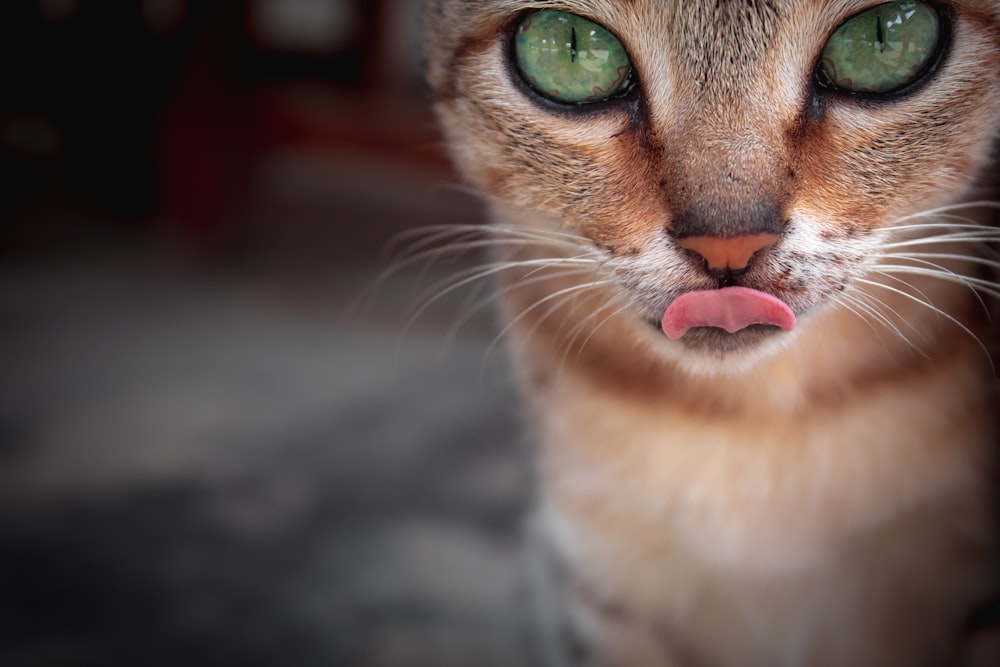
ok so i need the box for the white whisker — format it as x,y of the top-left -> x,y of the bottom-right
881,252 -> 1000,272
509,279 -> 615,370
485,278 -> 616,359
855,277 -> 990,358
440,266 -> 602,350
401,255 -> 599,335
838,289 -> 926,355
382,226 -> 591,275
869,269 -> 940,316
834,293 -> 882,335
566,301 -> 632,367
886,200 -> 1000,226
876,264 -> 1000,301
882,233 -> 1000,251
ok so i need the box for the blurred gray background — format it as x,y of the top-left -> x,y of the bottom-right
0,1 -> 532,665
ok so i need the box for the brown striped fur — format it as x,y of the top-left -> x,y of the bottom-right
425,1 -> 1000,665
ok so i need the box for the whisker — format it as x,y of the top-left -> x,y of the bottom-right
436,276 -> 494,355
440,266 -> 602,350
883,216 -> 993,233
834,293 -> 902,353
882,234 -> 1000,251
351,226 -> 499,316
385,238 -> 588,288
876,264 -> 1000,301
485,278 -> 616,359
560,289 -> 622,347
855,277 -> 990,359
382,227 -> 591,276
886,200 -> 1000,226
885,217 -> 984,231
857,289 -> 924,337
869,269 -> 939,314
480,276 -> 616,384
876,253 -> 997,315
838,289 -> 926,354
401,256 -> 599,335
566,301 -> 632,368
834,293 -> 882,335
881,252 -> 1000,273
379,222 -> 595,282
507,278 -> 615,371
386,222 -> 591,253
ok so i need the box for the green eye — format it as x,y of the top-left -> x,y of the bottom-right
514,10 -> 633,104
819,1 -> 941,94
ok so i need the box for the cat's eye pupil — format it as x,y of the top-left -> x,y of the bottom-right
819,1 -> 941,94
514,10 -> 633,105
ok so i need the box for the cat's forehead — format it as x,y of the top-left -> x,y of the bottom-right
486,0 -> 873,30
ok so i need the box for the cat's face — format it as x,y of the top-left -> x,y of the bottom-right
426,1 -> 1000,367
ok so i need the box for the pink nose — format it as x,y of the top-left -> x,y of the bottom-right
676,233 -> 779,271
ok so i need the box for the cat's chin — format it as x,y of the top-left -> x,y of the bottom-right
675,324 -> 784,352
647,321 -> 796,377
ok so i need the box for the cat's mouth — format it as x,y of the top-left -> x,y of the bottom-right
659,286 -> 797,339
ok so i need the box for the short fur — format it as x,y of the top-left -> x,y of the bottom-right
425,1 -> 1000,665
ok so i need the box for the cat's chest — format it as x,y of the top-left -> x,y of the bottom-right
527,365 -> 996,665
530,353 -> 994,575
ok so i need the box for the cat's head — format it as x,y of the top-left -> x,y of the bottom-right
426,1 -> 1000,371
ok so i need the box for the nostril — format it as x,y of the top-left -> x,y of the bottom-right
675,233 -> 780,272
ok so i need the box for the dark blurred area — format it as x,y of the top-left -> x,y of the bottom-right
1,0 -> 466,258
0,2 -> 528,666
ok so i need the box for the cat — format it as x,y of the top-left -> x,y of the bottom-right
423,1 -> 1000,665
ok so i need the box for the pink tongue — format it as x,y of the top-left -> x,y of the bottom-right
661,287 -> 796,339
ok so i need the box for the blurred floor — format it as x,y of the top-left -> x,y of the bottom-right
0,94 -> 533,667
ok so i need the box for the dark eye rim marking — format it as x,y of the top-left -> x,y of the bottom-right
813,1 -> 953,101
505,10 -> 641,113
